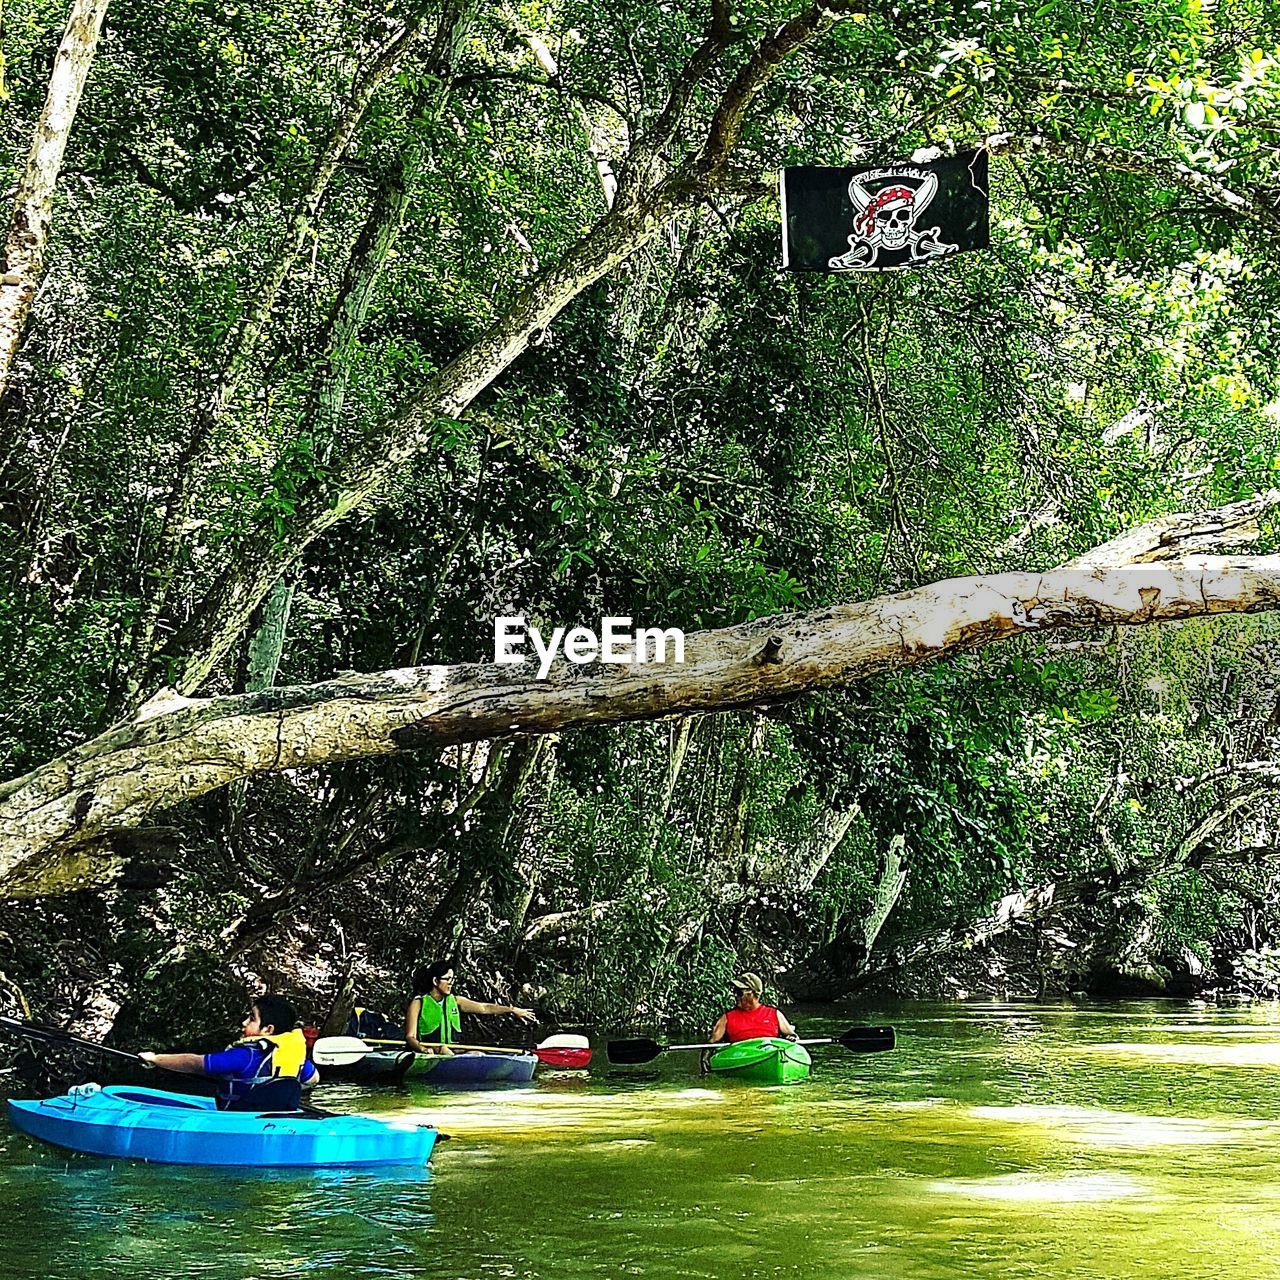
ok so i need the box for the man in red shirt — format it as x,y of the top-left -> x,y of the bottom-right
704,973 -> 798,1065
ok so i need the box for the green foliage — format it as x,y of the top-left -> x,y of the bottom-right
1233,947 -> 1280,999
4,0 -> 1280,1026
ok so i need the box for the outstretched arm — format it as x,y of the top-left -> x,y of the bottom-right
139,1051 -> 205,1074
777,1011 -> 798,1038
456,996 -> 536,1022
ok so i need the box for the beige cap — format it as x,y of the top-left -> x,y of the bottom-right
730,972 -> 764,997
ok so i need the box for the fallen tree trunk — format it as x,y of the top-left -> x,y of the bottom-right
5,551 -> 1280,895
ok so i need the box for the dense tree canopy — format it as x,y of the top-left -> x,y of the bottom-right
2,0 -> 1280,1034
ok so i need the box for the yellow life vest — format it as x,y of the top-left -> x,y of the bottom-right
235,1028 -> 308,1080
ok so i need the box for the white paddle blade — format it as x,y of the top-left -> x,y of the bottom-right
538,1033 -> 590,1050
310,1035 -> 372,1067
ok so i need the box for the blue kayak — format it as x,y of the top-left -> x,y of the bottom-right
7,1085 -> 437,1167
404,1050 -> 536,1087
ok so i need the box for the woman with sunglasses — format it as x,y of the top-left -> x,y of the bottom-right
405,959 -> 536,1055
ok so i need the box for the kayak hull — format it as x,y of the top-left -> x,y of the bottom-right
403,1050 -> 537,1087
707,1037 -> 811,1085
322,1049 -> 416,1085
7,1085 -> 436,1167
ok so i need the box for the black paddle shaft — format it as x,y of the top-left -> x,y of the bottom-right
0,1015 -> 143,1065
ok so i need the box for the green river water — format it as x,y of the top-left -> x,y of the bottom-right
5,1000 -> 1280,1279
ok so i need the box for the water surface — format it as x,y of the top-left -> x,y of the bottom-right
5,1000 -> 1280,1279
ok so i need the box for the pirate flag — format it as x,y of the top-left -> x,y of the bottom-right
781,150 -> 988,273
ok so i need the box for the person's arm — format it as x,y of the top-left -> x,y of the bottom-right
701,1015 -> 728,1074
455,996 -> 536,1022
139,1051 -> 205,1074
404,997 -> 428,1053
777,1010 -> 798,1039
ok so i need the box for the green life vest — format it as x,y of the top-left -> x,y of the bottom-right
417,992 -> 462,1045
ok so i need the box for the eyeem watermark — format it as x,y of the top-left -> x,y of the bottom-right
495,616 -> 686,679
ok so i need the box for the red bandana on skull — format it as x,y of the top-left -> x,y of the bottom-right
854,185 -> 915,240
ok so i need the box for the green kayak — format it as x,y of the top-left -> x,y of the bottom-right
707,1036 -> 812,1085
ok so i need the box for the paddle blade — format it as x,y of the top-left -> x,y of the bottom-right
535,1046 -> 592,1069
837,1025 -> 896,1053
311,1035 -> 373,1067
606,1038 -> 663,1065
538,1033 -> 590,1050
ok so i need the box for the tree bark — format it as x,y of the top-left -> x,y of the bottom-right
0,0 -> 110,399
648,716 -> 696,857
1062,490 -> 1280,569
522,900 -> 618,948
237,161 -> 413,704
508,737 -> 560,947
7,549 -> 1280,895
168,189 -> 688,694
793,805 -> 859,891
718,716 -> 765,868
862,832 -> 907,960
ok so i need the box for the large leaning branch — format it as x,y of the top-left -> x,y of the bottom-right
165,0 -> 865,695
5,555 -> 1280,896
0,0 -> 111,399
1064,490 -> 1280,568
166,95 -> 1279,697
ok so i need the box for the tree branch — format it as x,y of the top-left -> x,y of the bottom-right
164,2 -> 868,694
8,550 -> 1280,895
124,9 -> 432,698
0,0 -> 111,399
1063,490 -> 1280,569
693,0 -> 863,178
985,130 -> 1280,232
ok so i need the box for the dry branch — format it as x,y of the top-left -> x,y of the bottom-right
0,0 -> 110,397
5,553 -> 1280,896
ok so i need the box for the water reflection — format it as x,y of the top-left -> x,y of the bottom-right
928,1172 -> 1148,1202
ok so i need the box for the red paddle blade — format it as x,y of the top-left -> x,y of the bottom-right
536,1046 -> 592,1069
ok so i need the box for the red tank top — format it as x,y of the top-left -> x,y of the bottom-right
725,1004 -> 780,1041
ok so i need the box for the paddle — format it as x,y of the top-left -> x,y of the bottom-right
0,1014 -> 341,1118
605,1025 -> 896,1066
312,1033 -> 592,1069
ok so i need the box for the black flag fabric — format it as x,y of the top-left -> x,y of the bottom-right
781,150 -> 988,273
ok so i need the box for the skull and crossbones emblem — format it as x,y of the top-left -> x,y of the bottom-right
828,170 -> 959,271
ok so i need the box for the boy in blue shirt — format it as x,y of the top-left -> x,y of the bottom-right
141,995 -> 318,1111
